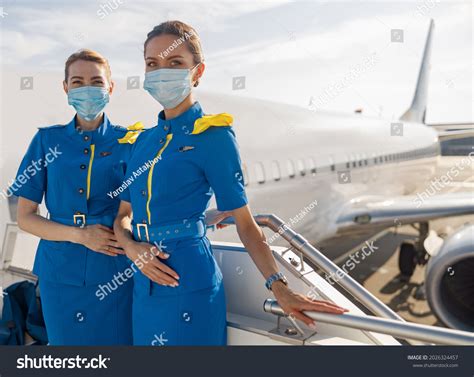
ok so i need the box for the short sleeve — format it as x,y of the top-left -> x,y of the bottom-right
13,131 -> 46,203
203,128 -> 248,211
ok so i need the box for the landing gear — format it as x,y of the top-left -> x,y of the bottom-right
397,222 -> 430,280
398,242 -> 417,278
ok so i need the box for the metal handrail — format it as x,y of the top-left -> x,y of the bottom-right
264,299 -> 474,345
220,213 -> 404,321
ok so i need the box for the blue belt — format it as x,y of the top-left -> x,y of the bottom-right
132,219 -> 206,243
49,213 -> 116,228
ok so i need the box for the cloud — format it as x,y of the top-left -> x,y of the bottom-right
0,0 -> 471,121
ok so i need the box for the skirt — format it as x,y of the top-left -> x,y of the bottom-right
131,236 -> 227,346
38,278 -> 133,345
132,280 -> 227,346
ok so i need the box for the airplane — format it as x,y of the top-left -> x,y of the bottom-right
0,18 -> 473,345
204,18 -> 474,332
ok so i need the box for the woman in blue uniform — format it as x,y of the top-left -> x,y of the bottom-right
114,21 -> 348,345
15,49 -> 134,345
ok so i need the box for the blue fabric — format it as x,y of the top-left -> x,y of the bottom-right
133,276 -> 226,346
12,114 -> 135,345
132,218 -> 206,243
133,236 -> 223,296
13,114 -> 134,286
120,101 -> 248,224
122,102 -> 247,345
0,281 -> 47,345
39,279 -> 133,345
131,234 -> 226,345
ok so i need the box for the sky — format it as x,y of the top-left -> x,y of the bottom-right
0,0 -> 472,122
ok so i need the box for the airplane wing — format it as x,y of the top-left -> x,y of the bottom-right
335,192 -> 474,232
428,123 -> 474,141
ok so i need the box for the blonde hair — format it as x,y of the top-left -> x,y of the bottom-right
64,49 -> 111,82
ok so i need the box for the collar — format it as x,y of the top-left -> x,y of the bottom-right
65,113 -> 111,143
157,101 -> 204,136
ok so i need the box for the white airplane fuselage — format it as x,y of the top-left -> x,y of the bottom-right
200,93 -> 439,244
0,82 -> 439,259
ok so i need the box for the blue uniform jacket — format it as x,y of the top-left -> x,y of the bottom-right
13,114 -> 134,286
120,101 -> 248,294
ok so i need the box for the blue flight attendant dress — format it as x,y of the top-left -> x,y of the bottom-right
13,114 -> 136,345
121,101 -> 248,345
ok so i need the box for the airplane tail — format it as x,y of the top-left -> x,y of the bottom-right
400,19 -> 435,124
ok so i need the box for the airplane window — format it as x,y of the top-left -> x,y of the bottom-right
255,162 -> 266,184
373,157 -> 378,164
350,154 -> 356,168
328,156 -> 335,172
271,160 -> 281,181
297,159 -> 306,176
346,161 -> 350,169
286,160 -> 296,179
306,157 -> 317,175
358,160 -> 362,167
364,159 -> 368,166
379,156 -> 383,163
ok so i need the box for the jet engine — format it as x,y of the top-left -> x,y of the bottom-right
425,223 -> 474,332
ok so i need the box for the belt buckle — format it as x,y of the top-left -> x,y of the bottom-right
73,214 -> 86,227
137,223 -> 149,242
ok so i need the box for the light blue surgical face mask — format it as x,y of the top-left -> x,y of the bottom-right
67,86 -> 110,121
143,65 -> 197,109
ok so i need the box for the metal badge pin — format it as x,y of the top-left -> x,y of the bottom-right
179,146 -> 195,152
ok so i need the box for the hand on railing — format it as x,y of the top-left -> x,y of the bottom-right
204,209 -> 232,230
270,281 -> 348,328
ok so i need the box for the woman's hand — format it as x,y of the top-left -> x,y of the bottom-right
271,281 -> 348,327
123,241 -> 180,286
204,209 -> 231,229
77,224 -> 125,256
